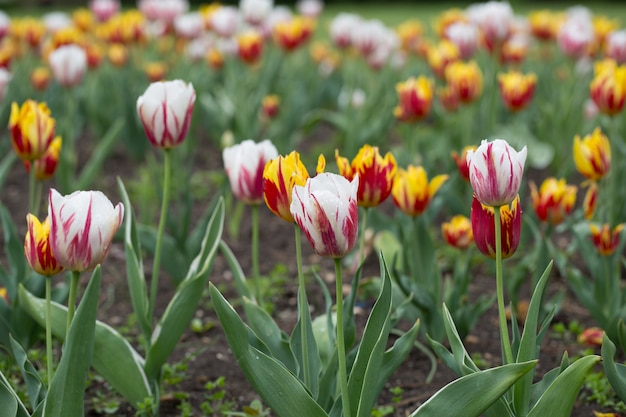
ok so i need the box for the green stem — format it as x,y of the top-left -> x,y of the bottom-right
358,207 -> 369,266
28,162 -> 36,215
33,179 -> 43,218
251,204 -> 261,304
46,277 -> 54,382
294,225 -> 311,389
148,148 -> 172,323
66,270 -> 80,342
334,258 -> 351,417
609,116 -> 621,226
494,207 -> 514,365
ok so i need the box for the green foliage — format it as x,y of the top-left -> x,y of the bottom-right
581,371 -> 626,412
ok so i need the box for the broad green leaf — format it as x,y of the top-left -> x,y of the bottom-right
527,355 -> 600,417
117,178 -> 151,340
210,283 -> 329,417
18,285 -> 152,407
513,261 -> 552,415
10,335 -> 46,408
409,361 -> 537,417
442,304 -> 479,375
218,240 -> 252,300
0,369 -> 29,417
144,198 -> 224,380
602,332 -> 626,403
44,267 -> 101,417
375,320 -> 419,397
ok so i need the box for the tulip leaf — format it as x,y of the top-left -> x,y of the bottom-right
44,267 -> 101,417
144,198 -> 224,380
117,178 -> 151,341
290,285 -> 322,397
218,240 -> 252,300
210,283 -> 329,417
602,332 -> 626,403
527,355 -> 600,417
0,370 -> 29,417
0,203 -> 26,301
9,335 -> 46,408
409,360 -> 537,417
18,282 -> 152,407
0,152 -> 16,194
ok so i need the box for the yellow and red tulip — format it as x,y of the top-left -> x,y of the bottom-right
273,16 -> 314,52
578,327 -> 604,347
223,139 -> 278,205
529,177 -> 577,225
451,145 -> 476,182
30,67 -> 51,91
136,80 -> 196,149
144,61 -> 167,82
9,100 -> 56,162
498,71 -> 537,112
335,145 -> 397,208
49,189 -> 124,272
25,214 -> 64,276
442,215 -> 474,249
24,136 -> 62,181
573,127 -> 611,181
393,76 -> 434,122
290,173 -> 359,258
426,40 -> 460,79
445,60 -> 483,104
589,223 -> 624,256
589,59 -> 626,116
466,139 -> 527,207
529,10 -> 561,41
391,165 -> 448,217
471,194 -> 522,259
583,181 -> 598,220
437,85 -> 459,112
237,29 -> 264,65
263,151 -> 310,222
261,94 -> 280,119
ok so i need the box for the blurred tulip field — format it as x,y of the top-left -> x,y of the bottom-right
4,0 -> 626,416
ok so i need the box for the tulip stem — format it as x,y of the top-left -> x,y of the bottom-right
334,257 -> 351,417
66,270 -> 80,341
252,204 -> 261,305
149,148 -> 172,323
46,277 -> 54,382
28,161 -> 36,215
494,207 -> 514,365
358,207 -> 369,265
294,225 -> 311,389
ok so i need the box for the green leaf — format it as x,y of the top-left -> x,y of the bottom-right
442,304 -> 479,375
527,355 -> 601,417
602,332 -> 626,403
410,361 -> 536,417
18,284 -> 152,407
376,320 -> 419,397
44,267 -> 101,417
117,178 -> 151,341
0,204 -> 26,301
513,261 -> 552,415
210,283 -> 329,417
77,118 -> 124,189
0,152 -> 16,193
144,197 -> 224,380
0,369 -> 29,417
219,240 -> 252,300
10,335 -> 46,408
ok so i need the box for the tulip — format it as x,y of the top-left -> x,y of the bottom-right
0,67 -> 9,101
48,188 -> 124,272
291,173 -> 359,258
451,145 -> 476,181
393,76 -> 434,122
557,15 -> 594,59
297,0 -> 323,19
391,165 -> 448,217
466,139 -> 527,207
30,67 -> 50,91
583,181 -> 598,220
25,214 -> 64,276
589,223 -> 624,256
434,8 -> 468,39
0,287 -> 7,304
444,21 -> 479,60
471,194 -> 521,259
209,6 -> 239,38
437,85 -> 459,113
48,44 -> 88,88
445,60 -> 483,104
223,139 -> 278,205
273,16 -> 314,52
237,29 -> 264,65
396,20 -> 423,52
466,1 -> 513,52
173,12 -> 204,39
500,34 -> 530,65
605,30 -> 626,64
9,100 -> 56,161
90,0 -> 120,22
442,215 -> 473,249
144,61 -> 167,82
263,151 -> 310,222
529,10 -> 560,41
107,43 -> 128,67
578,327 -> 604,347
136,79 -> 196,149
573,127 -> 611,181
25,136 -> 62,181
498,71 -> 537,112
240,0 -> 273,27
529,177 -> 577,225
335,145 -> 397,208
589,60 -> 626,116
329,13 -> 361,49
86,43 -> 104,69
426,40 -> 460,79
261,94 -> 280,119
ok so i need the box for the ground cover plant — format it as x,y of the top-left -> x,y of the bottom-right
1,0 -> 626,416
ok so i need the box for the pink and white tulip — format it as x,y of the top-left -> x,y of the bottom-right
329,13 -> 361,49
466,139 -> 527,207
49,189 -> 124,272
89,0 -> 120,22
173,12 -> 205,39
445,22 -> 479,60
223,139 -> 278,205
211,6 -> 240,38
606,30 -> 626,64
0,11 -> 9,40
290,173 -> 359,259
0,68 -> 11,102
136,79 -> 196,149
239,0 -> 273,27
48,45 -> 87,88
297,0 -> 323,18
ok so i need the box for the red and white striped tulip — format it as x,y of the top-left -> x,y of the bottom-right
290,173 -> 359,258
466,139 -> 527,207
223,139 -> 278,205
48,44 -> 87,88
136,79 -> 196,149
48,189 -> 124,272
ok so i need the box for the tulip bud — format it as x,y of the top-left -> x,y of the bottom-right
261,94 -> 280,119
573,127 -> 611,181
263,151 -> 310,222
25,214 -> 64,276
237,29 -> 264,65
9,100 -> 56,161
471,194 -> 522,259
441,215 -> 473,249
30,67 -> 50,91
391,165 -> 448,217
48,44 -> 88,88
49,189 -> 124,272
451,145 -> 476,182
589,223 -> 624,256
137,79 -> 196,149
291,173 -> 359,258
589,59 -> 626,116
0,68 -> 10,101
529,177 -> 577,225
583,181 -> 598,220
578,327 -> 603,347
466,139 -> 527,207
445,60 -> 483,104
393,76 -> 434,122
498,71 -> 537,112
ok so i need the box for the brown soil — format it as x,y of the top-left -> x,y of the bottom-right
0,129 -> 621,417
